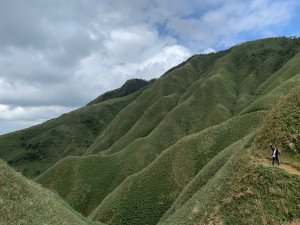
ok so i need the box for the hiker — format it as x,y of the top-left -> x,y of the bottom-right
270,144 -> 280,165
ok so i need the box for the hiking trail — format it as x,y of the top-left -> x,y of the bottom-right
251,157 -> 300,176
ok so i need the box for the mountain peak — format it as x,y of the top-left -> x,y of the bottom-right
87,78 -> 153,106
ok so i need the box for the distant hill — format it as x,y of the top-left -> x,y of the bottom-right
0,92 -> 139,178
1,37 -> 300,225
87,78 -> 153,106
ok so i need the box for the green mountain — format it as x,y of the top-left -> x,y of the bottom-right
1,37 -> 300,225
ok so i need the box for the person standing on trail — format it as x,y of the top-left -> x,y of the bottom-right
270,144 -> 280,165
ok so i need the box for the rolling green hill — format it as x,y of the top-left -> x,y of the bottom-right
1,37 -> 300,225
0,159 -> 103,225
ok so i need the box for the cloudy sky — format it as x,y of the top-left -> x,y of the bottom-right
1,0 -> 300,134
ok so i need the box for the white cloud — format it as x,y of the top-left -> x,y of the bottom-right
75,43 -> 192,94
0,104 -> 75,134
201,48 -> 216,54
0,120 -> 40,135
166,0 -> 298,48
0,104 -> 74,121
134,45 -> 193,79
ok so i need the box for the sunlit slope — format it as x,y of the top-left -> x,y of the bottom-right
36,37 -> 300,223
157,141 -> 300,225
37,52 -> 226,215
86,52 -> 225,155
254,86 -> 300,166
88,82 -> 299,225
240,51 -> 300,115
89,111 -> 265,225
0,159 -> 102,225
158,87 -> 300,225
0,93 -> 138,178
88,37 -> 300,156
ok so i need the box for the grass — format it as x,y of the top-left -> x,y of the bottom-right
1,37 -> 300,225
220,163 -> 300,225
89,112 -> 265,225
157,137 -> 253,225
0,159 -> 103,225
158,138 -> 300,225
253,86 -> 300,173
255,87 -> 300,154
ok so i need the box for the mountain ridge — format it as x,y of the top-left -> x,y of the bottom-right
87,78 -> 153,106
0,37 -> 300,225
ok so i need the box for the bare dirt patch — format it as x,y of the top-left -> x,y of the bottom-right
283,220 -> 300,225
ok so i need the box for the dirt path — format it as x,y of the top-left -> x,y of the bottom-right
283,220 -> 300,225
252,157 -> 300,176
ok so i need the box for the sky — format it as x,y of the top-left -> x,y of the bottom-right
1,0 -> 300,135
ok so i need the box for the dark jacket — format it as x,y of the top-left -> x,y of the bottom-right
270,145 -> 279,157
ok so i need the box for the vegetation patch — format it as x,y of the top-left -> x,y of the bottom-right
254,87 -> 300,170
0,159 -> 102,225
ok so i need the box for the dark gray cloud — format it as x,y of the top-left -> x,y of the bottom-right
0,0 -> 299,134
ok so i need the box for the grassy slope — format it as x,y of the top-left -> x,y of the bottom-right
86,52 -> 225,155
36,52 -> 226,215
157,140 -> 300,225
254,86 -> 300,168
0,92 -> 138,178
91,73 -> 300,225
0,159 -> 103,225
162,83 -> 300,224
89,111 -> 265,225
1,37 -> 300,225
159,87 -> 300,225
36,37 -> 300,224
